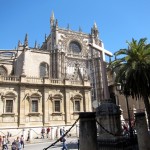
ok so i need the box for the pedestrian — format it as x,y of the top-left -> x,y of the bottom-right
60,127 -> 65,136
20,135 -> 24,148
123,123 -> 129,136
6,132 -> 10,144
60,128 -> 63,136
2,136 -> 8,150
11,139 -> 17,150
16,136 -> 22,150
41,127 -> 45,139
46,127 -> 50,138
26,130 -> 30,141
62,137 -> 68,150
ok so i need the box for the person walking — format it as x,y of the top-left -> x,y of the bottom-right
41,127 -> 45,139
20,135 -> 24,148
2,136 -> 8,150
16,136 -> 22,150
46,127 -> 50,138
60,128 -> 63,136
60,127 -> 65,136
26,130 -> 30,141
11,139 -> 17,150
62,137 -> 68,150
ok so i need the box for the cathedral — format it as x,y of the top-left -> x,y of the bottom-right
0,12 -> 112,130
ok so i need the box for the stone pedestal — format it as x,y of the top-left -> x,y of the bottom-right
135,112 -> 150,150
79,112 -> 98,150
96,99 -> 122,139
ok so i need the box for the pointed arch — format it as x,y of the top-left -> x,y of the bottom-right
69,40 -> 82,53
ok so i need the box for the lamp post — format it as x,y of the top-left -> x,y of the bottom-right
116,83 -> 134,138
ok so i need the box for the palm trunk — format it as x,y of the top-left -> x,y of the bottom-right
143,95 -> 150,129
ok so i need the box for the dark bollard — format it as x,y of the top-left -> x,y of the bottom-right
79,112 -> 98,150
135,112 -> 150,150
78,139 -> 79,150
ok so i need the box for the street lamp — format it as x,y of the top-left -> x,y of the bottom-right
116,83 -> 134,138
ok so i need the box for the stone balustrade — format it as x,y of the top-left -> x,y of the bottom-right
0,75 -> 90,87
0,75 -> 20,82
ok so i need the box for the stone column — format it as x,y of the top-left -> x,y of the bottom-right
79,112 -> 97,150
135,112 -> 150,150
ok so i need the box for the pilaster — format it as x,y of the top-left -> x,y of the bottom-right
43,88 -> 50,126
19,86 -> 26,127
65,90 -> 71,124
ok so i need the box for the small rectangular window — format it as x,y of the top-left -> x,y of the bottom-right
6,100 -> 13,113
75,101 -> 80,111
32,100 -> 38,112
54,101 -> 60,112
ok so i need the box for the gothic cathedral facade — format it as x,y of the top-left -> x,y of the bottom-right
0,12 -> 112,131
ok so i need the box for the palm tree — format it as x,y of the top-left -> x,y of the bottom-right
109,38 -> 150,129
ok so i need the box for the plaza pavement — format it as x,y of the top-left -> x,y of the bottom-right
6,136 -> 79,150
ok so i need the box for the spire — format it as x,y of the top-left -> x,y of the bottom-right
79,26 -> 82,32
67,24 -> 70,30
50,11 -> 55,28
24,33 -> 28,47
55,19 -> 58,27
18,40 -> 22,47
51,11 -> 55,20
93,22 -> 98,29
91,22 -> 99,38
45,34 -> 47,42
38,44 -> 40,49
34,41 -> 38,49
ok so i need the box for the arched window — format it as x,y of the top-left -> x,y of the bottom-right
39,62 -> 49,77
69,41 -> 81,53
0,66 -> 7,76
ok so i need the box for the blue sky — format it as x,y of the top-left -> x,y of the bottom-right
0,0 -> 150,55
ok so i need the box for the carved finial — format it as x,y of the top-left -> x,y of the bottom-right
18,40 -> 22,47
24,33 -> 28,47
